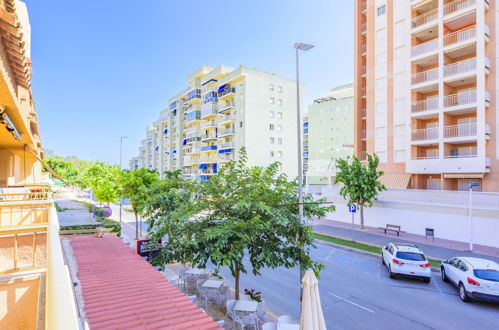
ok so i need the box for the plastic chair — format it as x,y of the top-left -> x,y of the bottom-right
216,284 -> 229,309
277,315 -> 293,325
178,268 -> 189,291
262,323 -> 277,330
256,302 -> 269,328
234,312 -> 258,330
226,299 -> 237,327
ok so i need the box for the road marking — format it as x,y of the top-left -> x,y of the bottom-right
328,292 -> 375,314
324,249 -> 334,261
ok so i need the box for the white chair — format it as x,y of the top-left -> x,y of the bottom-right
256,302 -> 269,328
262,323 -> 277,330
234,312 -> 258,330
178,268 -> 189,291
226,299 -> 237,327
277,315 -> 292,325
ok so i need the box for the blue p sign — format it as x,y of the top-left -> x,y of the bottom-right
348,205 -> 356,213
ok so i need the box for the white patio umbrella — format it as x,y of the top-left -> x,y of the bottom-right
300,269 -> 327,330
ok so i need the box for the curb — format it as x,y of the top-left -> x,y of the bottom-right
313,231 -> 442,272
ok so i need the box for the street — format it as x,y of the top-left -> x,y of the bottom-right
215,241 -> 499,330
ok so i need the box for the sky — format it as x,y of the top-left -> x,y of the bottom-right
26,0 -> 354,165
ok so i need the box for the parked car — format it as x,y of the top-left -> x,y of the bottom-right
441,257 -> 499,303
382,243 -> 431,283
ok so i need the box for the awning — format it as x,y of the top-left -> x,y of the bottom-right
24,145 -> 68,185
443,173 -> 484,179
199,164 -> 207,169
183,139 -> 187,145
163,129 -> 168,134
218,84 -> 228,92
173,150 -> 176,153
202,79 -> 217,86
155,146 -> 159,151
213,164 -> 217,173
218,148 -> 233,154
378,173 -> 411,189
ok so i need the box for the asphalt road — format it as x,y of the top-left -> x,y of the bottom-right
215,242 -> 499,330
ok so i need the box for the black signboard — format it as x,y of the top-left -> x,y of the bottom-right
136,239 -> 161,260
425,228 -> 435,243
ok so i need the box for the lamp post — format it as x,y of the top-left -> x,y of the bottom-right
468,181 -> 479,251
294,42 -> 314,301
119,136 -> 128,225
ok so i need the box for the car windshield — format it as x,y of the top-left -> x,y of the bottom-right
473,269 -> 499,282
395,252 -> 426,261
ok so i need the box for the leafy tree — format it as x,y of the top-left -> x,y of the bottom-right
118,168 -> 162,239
334,153 -> 386,229
84,162 -> 120,205
149,149 -> 334,299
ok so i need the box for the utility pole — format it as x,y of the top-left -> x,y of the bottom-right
119,136 -> 128,226
468,182 -> 479,251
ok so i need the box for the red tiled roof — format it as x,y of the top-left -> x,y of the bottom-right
70,235 -> 221,330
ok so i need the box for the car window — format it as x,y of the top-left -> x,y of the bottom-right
388,246 -> 393,255
451,258 -> 460,267
473,269 -> 499,282
395,252 -> 426,261
456,261 -> 467,272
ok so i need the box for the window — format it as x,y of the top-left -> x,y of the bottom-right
270,137 -> 275,144
276,125 -> 282,132
277,151 -> 282,158
270,150 -> 275,157
269,124 -> 275,131
269,111 -> 275,118
277,112 -> 283,119
277,85 -> 283,93
377,5 -> 386,16
277,138 -> 282,145
395,252 -> 426,261
240,121 -> 243,128
277,99 -> 283,106
269,84 -> 275,91
269,97 -> 275,104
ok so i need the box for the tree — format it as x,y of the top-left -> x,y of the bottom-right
84,162 -> 120,205
119,168 -> 162,239
149,149 -> 334,299
334,153 -> 386,229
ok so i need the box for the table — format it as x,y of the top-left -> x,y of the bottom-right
202,280 -> 224,288
277,324 -> 300,330
185,268 -> 209,275
234,300 -> 258,313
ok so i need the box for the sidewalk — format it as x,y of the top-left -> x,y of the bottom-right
313,219 -> 499,263
56,200 -> 99,227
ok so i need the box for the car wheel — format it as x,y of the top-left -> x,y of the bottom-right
382,256 -> 385,265
441,267 -> 448,282
423,277 -> 431,284
459,283 -> 470,302
389,266 -> 395,279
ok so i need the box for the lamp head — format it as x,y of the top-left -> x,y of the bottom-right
294,43 -> 314,51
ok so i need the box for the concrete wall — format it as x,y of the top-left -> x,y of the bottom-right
326,197 -> 499,248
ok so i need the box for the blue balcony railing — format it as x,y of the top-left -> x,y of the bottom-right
186,89 -> 201,102
218,87 -> 236,98
201,145 -> 217,152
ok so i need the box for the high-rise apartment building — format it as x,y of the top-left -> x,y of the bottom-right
306,84 -> 354,184
355,0 -> 498,191
133,65 -> 299,180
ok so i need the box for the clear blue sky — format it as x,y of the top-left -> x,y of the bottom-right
26,0 -> 354,165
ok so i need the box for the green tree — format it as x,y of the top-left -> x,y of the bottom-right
334,153 -> 386,229
149,149 -> 334,299
119,168 -> 162,239
84,162 -> 120,205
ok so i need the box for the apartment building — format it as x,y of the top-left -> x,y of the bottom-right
355,0 -> 498,191
0,1 -> 78,328
133,65 -> 299,180
306,84 -> 355,184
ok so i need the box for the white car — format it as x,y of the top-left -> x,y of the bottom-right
441,257 -> 499,303
382,243 -> 431,283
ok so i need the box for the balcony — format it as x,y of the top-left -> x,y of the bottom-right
361,1 -> 366,13
361,87 -> 366,98
411,38 -> 438,58
218,114 -> 236,125
411,97 -> 438,113
443,25 -> 477,48
201,120 -> 217,129
219,128 -> 235,137
443,57 -> 477,79
201,144 -> 217,152
361,130 -> 366,140
444,123 -> 476,138
185,111 -> 201,123
219,141 -> 235,149
361,44 -> 366,55
218,102 -> 235,113
361,108 -> 366,118
218,87 -> 235,99
411,155 -> 439,160
187,146 -> 201,154
219,153 -> 235,162
185,89 -> 201,103
361,66 -> 366,76
361,23 -> 366,34
201,104 -> 218,119
201,133 -> 218,142
444,89 -> 476,109
411,68 -> 438,85
412,8 -> 438,29
445,147 -> 477,159
411,127 -> 439,141
199,156 -> 218,163
444,0 -> 477,17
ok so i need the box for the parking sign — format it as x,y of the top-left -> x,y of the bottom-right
348,204 -> 356,213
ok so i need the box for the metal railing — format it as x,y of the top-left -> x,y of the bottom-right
201,104 -> 218,118
218,102 -> 235,112
219,142 -> 235,149
445,146 -> 477,158
201,120 -> 217,129
361,23 -> 366,33
218,87 -> 236,98
412,67 -> 438,85
444,123 -> 477,138
411,97 -> 438,113
219,128 -> 235,137
199,156 -> 218,163
411,38 -> 438,57
201,144 -> 217,152
444,89 -> 477,108
412,8 -> 438,28
201,133 -> 218,141
444,0 -> 476,16
361,87 -> 366,97
361,108 -> 366,117
361,130 -> 366,140
444,25 -> 476,47
219,154 -> 235,161
361,1 -> 366,12
218,114 -> 236,123
361,66 -> 366,76
361,44 -> 366,54
411,127 -> 439,141
412,155 -> 439,160
444,57 -> 477,77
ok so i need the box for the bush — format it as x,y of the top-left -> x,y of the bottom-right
97,217 -> 121,236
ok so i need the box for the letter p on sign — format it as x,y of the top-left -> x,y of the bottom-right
348,205 -> 356,213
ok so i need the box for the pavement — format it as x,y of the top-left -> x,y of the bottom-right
313,219 -> 499,264
55,200 -> 99,226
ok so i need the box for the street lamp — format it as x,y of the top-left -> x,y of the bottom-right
468,181 -> 479,251
119,136 -> 128,226
294,42 -> 314,301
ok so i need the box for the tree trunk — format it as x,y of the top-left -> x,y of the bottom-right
234,266 -> 240,300
360,204 -> 365,229
134,211 -> 139,240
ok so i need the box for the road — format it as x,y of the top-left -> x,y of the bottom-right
215,241 -> 499,329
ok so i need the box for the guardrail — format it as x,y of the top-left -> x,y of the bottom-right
444,89 -> 476,108
444,123 -> 477,138
444,57 -> 477,77
444,0 -> 476,16
411,127 -> 439,141
412,8 -> 438,28
412,38 -> 438,57
444,25 -> 477,47
412,67 -> 438,85
412,97 -> 439,113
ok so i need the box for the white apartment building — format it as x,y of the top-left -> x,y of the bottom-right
133,65 -> 300,180
355,0 -> 499,192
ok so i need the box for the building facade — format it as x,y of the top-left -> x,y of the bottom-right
133,65 -> 300,180
355,0 -> 498,191
306,84 -> 355,184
